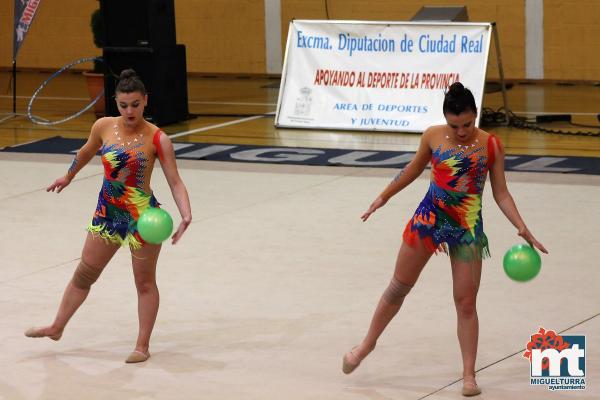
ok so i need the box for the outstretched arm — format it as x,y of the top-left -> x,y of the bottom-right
489,136 -> 548,253
47,118 -> 104,193
361,128 -> 433,221
157,132 -> 192,244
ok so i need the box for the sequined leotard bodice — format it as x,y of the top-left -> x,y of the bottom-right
87,120 -> 163,249
403,133 -> 499,260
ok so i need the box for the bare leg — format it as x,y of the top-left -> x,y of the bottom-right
26,233 -> 119,339
128,242 -> 161,359
350,240 -> 433,363
450,254 -> 482,395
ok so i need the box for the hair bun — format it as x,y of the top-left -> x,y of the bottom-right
448,81 -> 464,93
119,69 -> 137,80
115,68 -> 147,95
442,81 -> 476,115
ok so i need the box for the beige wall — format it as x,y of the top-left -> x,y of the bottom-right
176,0 -> 266,74
0,0 -> 598,80
544,0 -> 600,81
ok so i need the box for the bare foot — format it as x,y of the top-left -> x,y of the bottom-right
24,326 -> 63,341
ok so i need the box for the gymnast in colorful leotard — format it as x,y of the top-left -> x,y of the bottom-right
25,69 -> 192,364
342,82 -> 548,397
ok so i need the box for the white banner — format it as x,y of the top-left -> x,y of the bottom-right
275,20 -> 492,133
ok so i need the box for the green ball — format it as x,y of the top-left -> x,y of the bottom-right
137,207 -> 173,244
503,244 -> 541,282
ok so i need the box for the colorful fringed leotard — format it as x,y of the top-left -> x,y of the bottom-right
87,122 -> 164,249
403,133 -> 500,260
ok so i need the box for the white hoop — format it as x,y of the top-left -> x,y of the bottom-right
27,57 -> 104,126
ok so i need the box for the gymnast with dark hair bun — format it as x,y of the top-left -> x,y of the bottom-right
25,69 -> 192,364
342,82 -> 547,396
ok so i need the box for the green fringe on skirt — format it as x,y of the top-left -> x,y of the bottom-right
87,222 -> 143,250
447,235 -> 490,262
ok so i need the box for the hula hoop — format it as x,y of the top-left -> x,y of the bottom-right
27,57 -> 105,126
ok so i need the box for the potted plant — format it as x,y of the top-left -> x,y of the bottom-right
83,3 -> 105,117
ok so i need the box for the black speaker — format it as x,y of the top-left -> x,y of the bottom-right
411,6 -> 469,22
100,0 -> 176,47
103,45 -> 189,126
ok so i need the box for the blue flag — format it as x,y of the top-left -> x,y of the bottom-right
13,0 -> 42,61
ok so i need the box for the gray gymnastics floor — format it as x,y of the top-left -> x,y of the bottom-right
0,152 -> 598,400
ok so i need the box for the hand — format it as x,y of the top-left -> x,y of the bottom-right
361,196 -> 388,222
171,218 -> 191,245
46,176 -> 72,193
518,226 -> 548,254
